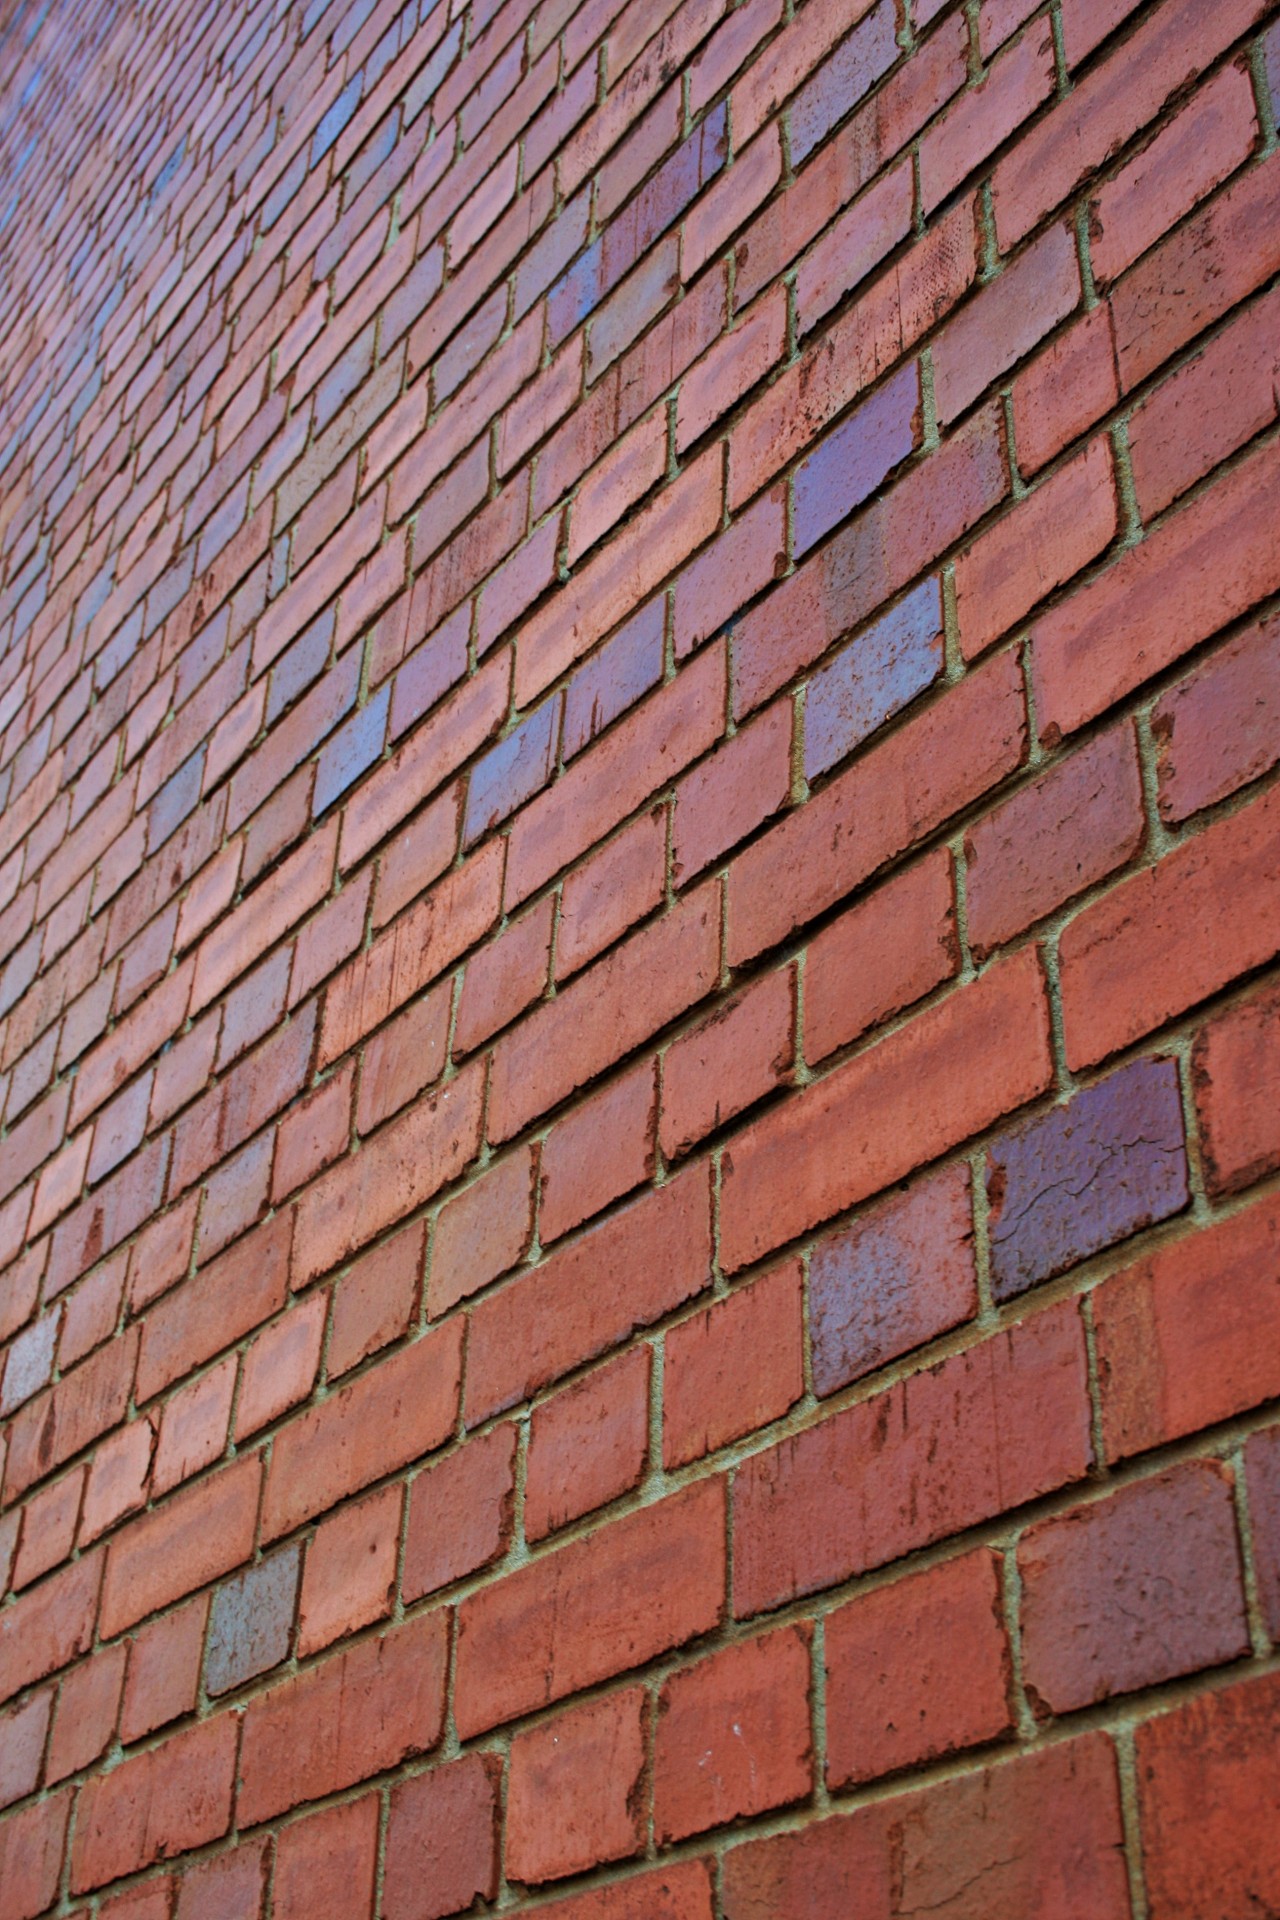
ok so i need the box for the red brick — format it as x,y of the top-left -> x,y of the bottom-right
728,644 -> 1023,963
722,1735 -> 1129,1919
428,1145 -> 535,1316
663,1262 -> 803,1470
655,1624 -> 810,1842
735,1298 -> 1091,1616
71,1715 -> 237,1893
530,1864 -> 714,1920
383,1757 -> 501,1920
1245,1424 -> 1280,1641
803,851 -> 956,1065
1058,781 -> 1280,1071
0,1549 -> 102,1705
1194,981 -> 1280,1197
505,641 -> 725,910
292,1062 -> 484,1285
1111,132 -> 1280,396
175,1841 -> 267,1920
1092,1195 -> 1280,1461
722,947 -> 1051,1273
488,882 -> 720,1145
965,722 -> 1145,961
402,1421 -> 518,1601
1036,440 -> 1280,743
730,0 -> 885,145
262,1318 -> 462,1540
273,1795 -> 379,1920
516,449 -> 723,707
1019,1460 -> 1248,1715
12,1468 -> 83,1589
1138,1669 -> 1280,1919
271,1062 -> 352,1202
539,1059 -> 656,1243
933,221 -> 1081,428
454,895 -> 555,1053
826,1548 -> 1010,1788
355,982 -> 451,1135
137,1213 -> 292,1403
466,1161 -> 712,1422
298,1482 -> 402,1655
508,1688 -> 647,1885
993,0 -> 1269,248
671,489 -> 786,660
80,1416 -> 156,1545
5,1315 -> 138,1498
1088,61 -> 1257,287
327,1219 -> 423,1378
1153,610 -> 1280,826
660,967 -> 792,1159
119,1592 -> 209,1743
152,1357 -> 236,1495
191,820 -> 337,1013
556,807 -> 667,982
672,702 -> 792,885
371,785 -> 460,931
954,437 -> 1117,662
920,19 -> 1056,213
525,1346 -> 650,1542
100,1455 -> 261,1639
318,844 -> 501,1066
46,1643 -> 126,1783
1012,303 -> 1119,476
455,1478 -> 726,1738
0,1687 -> 52,1809
238,1610 -> 448,1826
59,1256 -> 126,1370
234,1290 -> 325,1440
0,1791 -> 73,1920
677,288 -> 786,454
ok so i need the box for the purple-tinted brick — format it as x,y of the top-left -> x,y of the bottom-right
549,239 -> 605,346
311,75 -> 361,168
0,1311 -> 58,1416
463,695 -> 561,847
389,606 -> 470,741
561,602 -> 665,761
803,576 -> 944,781
810,1162 -> 978,1396
550,107 -> 728,346
267,609 -> 334,728
793,360 -> 921,559
985,1057 -> 1188,1303
151,752 -> 204,851
790,0 -> 901,166
314,684 -> 390,817
205,1544 -> 301,1696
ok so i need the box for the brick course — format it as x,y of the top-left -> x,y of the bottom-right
0,0 -> 1275,1906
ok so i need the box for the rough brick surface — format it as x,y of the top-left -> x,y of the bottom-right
0,0 -> 1275,1905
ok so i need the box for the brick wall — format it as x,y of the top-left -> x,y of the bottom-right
0,0 -> 1278,1910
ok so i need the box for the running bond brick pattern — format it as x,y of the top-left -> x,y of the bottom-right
0,0 -> 1277,1909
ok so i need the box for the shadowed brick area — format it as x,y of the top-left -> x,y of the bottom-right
0,0 -> 1277,1910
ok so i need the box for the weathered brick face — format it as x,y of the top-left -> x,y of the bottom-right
0,0 -> 1276,1908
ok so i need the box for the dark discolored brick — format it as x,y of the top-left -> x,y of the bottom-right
802,576 -> 944,783
984,1056 -> 1188,1302
809,1161 -> 978,1397
205,1544 -> 301,1696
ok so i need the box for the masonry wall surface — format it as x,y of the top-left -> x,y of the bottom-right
0,0 -> 1278,1911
